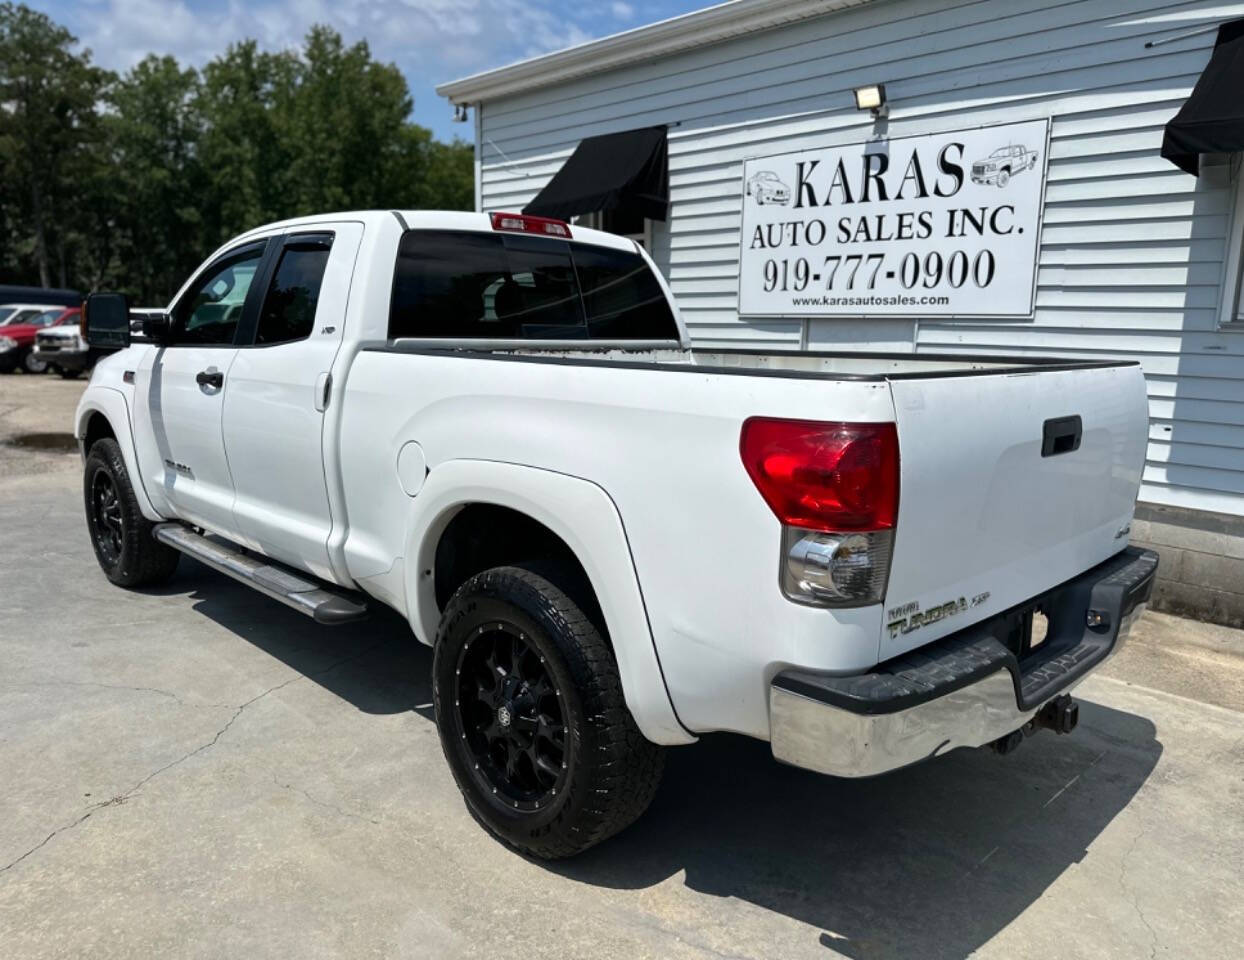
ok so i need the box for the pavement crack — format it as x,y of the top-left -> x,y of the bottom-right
0,808 -> 100,877
1,679 -> 229,708
0,642 -> 386,876
1119,824 -> 1163,958
269,772 -> 381,825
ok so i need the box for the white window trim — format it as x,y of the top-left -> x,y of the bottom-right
1219,154 -> 1244,328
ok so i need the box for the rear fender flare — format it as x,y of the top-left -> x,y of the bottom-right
403,459 -> 694,746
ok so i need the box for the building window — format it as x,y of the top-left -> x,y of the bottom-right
1238,185 -> 1244,323
576,209 -> 652,250
1223,155 -> 1244,327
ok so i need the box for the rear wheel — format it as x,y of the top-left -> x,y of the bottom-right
433,565 -> 664,859
84,438 -> 180,587
58,366 -> 82,379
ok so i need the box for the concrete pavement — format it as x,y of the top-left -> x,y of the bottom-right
0,375 -> 1242,959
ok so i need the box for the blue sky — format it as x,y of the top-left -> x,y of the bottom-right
37,0 -> 708,141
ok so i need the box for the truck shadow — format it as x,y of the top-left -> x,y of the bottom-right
175,562 -> 1160,960
555,702 -> 1161,960
173,562 -> 436,721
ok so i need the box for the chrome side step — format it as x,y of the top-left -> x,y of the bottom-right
153,523 -> 369,625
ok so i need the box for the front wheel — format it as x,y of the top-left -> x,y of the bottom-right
84,438 -> 180,587
21,349 -> 47,374
997,169 -> 1010,188
433,566 -> 664,859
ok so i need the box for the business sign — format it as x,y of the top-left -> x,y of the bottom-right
739,118 -> 1050,317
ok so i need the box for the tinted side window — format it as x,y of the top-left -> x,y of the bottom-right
175,248 -> 264,345
255,240 -> 332,345
390,231 -> 584,339
570,245 -> 679,339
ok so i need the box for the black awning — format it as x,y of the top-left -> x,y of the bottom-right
523,125 -> 669,222
1162,18 -> 1244,175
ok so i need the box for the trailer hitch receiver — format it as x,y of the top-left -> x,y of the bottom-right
1035,694 -> 1079,735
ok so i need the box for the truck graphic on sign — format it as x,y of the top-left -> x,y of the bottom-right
971,144 -> 1039,188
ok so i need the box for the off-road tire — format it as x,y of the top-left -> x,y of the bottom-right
433,565 -> 664,859
84,438 -> 180,587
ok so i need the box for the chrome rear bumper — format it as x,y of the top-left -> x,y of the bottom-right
770,548 -> 1156,778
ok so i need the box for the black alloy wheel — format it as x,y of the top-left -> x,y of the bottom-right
89,469 -> 125,566
433,565 -> 664,859
453,620 -> 568,812
82,437 -> 180,587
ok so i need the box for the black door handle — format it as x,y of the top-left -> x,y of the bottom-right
195,370 -> 224,389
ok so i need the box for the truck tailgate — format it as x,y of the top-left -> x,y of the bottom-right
881,363 -> 1148,659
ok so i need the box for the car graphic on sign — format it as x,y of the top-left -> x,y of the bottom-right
746,170 -> 791,205
970,144 -> 1039,188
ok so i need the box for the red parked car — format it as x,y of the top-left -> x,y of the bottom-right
0,305 -> 80,374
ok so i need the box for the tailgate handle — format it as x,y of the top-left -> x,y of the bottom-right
1042,415 -> 1082,457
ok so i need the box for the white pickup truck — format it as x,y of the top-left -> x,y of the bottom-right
76,210 -> 1156,858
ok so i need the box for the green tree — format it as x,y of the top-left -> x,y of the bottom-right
277,26 -> 414,213
195,39 -> 297,244
0,2 -> 111,287
196,26 -> 474,239
0,8 -> 474,294
104,55 -> 205,301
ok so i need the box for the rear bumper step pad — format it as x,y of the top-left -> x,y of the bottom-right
153,523 -> 368,625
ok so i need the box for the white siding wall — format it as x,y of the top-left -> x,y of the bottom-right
475,0 -> 1244,515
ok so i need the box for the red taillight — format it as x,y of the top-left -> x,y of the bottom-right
489,211 -> 572,239
740,418 -> 899,532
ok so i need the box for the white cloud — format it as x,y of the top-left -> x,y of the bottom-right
63,0 -> 619,78
43,0 -> 691,136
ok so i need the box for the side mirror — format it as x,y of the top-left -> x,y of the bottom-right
83,293 -> 132,350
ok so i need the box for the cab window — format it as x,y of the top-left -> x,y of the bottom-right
389,230 -> 678,341
174,246 -> 264,345
255,238 -> 333,345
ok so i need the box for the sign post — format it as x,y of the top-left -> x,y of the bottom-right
739,118 -> 1050,318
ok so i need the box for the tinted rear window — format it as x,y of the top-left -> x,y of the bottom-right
255,241 -> 332,345
389,230 -> 678,341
